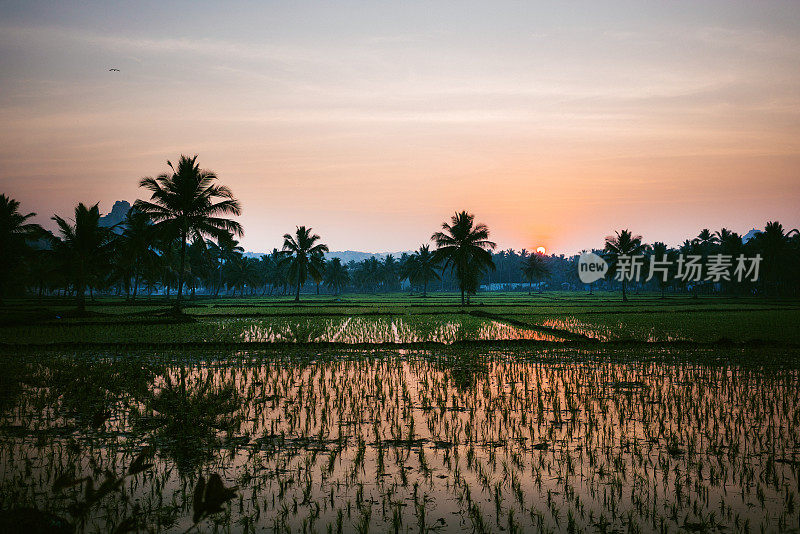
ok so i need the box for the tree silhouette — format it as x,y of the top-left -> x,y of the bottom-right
224,254 -> 259,296
117,208 -> 157,301
648,242 -> 676,299
604,229 -> 645,302
432,211 -> 496,305
260,249 -> 287,295
134,155 -> 242,311
381,255 -> 400,292
324,258 -> 350,295
402,244 -> 440,297
206,233 -> 243,296
753,221 -> 799,294
0,195 -> 44,302
521,252 -> 549,294
51,203 -> 115,311
279,226 -> 328,301
694,228 -> 719,250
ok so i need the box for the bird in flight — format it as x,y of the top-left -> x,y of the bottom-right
109,68 -> 120,72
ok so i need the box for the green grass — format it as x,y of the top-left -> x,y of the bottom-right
506,309 -> 800,343
2,292 -> 798,345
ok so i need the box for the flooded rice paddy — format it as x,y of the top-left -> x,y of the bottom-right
1,347 -> 799,533
232,317 -> 563,344
0,316 -> 565,345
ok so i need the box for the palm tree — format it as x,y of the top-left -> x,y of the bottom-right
717,228 -> 742,255
694,228 -> 719,250
649,242 -> 677,299
134,155 -> 242,311
381,255 -> 400,292
0,194 -> 44,302
117,208 -> 157,301
353,257 -> 381,293
260,248 -> 287,295
402,244 -> 440,297
279,226 -> 328,301
324,258 -> 350,295
224,254 -> 259,296
431,211 -> 496,305
186,238 -> 212,298
753,221 -> 799,293
51,203 -> 115,311
521,252 -> 549,294
207,233 -> 244,296
604,229 -> 645,302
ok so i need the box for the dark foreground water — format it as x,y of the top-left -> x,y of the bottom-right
1,347 -> 798,533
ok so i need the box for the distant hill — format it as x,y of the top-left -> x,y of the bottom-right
244,250 -> 413,263
742,228 -> 760,243
99,200 -> 131,230
99,200 -> 417,261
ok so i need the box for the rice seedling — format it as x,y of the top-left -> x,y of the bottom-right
1,344 -> 797,532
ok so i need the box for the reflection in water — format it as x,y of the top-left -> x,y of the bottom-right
1,350 -> 798,532
541,316 -> 684,342
227,316 -> 563,344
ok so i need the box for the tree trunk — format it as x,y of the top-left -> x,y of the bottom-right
622,280 -> 628,302
176,230 -> 187,311
133,271 -> 140,301
423,279 -> 427,298
295,280 -> 301,302
460,287 -> 465,305
77,280 -> 85,312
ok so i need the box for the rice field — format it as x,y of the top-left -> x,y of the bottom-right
0,294 -> 798,532
0,316 -> 565,345
1,348 -> 799,533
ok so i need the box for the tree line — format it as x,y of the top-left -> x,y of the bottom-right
2,155 -> 799,308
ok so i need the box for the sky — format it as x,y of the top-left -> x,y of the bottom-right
1,1 -> 799,255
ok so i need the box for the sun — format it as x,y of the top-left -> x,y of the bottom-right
536,246 -> 546,255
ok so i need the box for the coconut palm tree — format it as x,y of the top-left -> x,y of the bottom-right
51,203 -> 115,311
604,229 -> 645,302
521,252 -> 549,294
431,211 -> 496,305
324,258 -> 350,295
694,228 -> 719,250
224,254 -> 259,296
381,255 -> 400,292
260,248 -> 287,295
648,242 -> 677,299
279,226 -> 328,301
134,155 -> 242,311
0,194 -> 44,302
753,221 -> 800,293
117,208 -> 157,301
402,244 -> 440,297
206,233 -> 244,296
716,228 -> 742,255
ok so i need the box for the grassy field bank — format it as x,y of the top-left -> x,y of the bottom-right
1,293 -> 799,533
2,292 -> 799,346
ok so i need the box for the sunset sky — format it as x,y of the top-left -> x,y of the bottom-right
1,1 -> 799,254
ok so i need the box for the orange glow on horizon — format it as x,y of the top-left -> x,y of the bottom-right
1,3 -> 798,254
